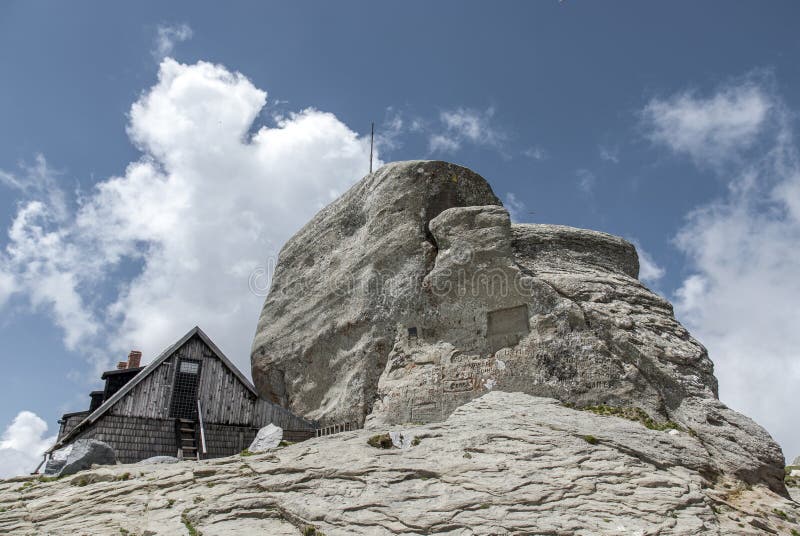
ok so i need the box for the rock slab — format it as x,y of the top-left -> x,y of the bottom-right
46,439 -> 116,477
1,392 -> 798,535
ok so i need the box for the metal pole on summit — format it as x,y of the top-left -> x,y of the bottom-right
370,122 -> 374,173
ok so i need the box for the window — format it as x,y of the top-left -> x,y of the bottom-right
180,361 -> 200,374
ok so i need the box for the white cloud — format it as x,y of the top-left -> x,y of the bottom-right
576,168 -> 596,194
1,200 -> 99,349
504,192 -> 526,223
630,239 -> 665,285
0,58 -> 373,375
374,107 -> 407,154
642,81 -> 770,167
523,146 -> 547,160
646,78 -> 800,461
428,134 -> 460,153
0,411 -> 56,478
599,145 -> 620,163
429,107 -> 506,154
0,154 -> 68,220
0,270 -> 15,308
153,23 -> 193,59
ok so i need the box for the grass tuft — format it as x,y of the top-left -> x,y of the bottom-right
582,435 -> 599,445
580,405 -> 682,431
181,512 -> 200,536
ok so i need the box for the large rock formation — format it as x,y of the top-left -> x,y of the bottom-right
252,160 -> 786,493
1,393 -> 797,535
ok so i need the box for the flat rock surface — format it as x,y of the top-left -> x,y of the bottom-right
1,392 -> 797,535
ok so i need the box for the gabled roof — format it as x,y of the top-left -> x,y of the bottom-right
48,326 -> 258,453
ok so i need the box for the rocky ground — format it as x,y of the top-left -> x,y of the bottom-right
1,392 -> 798,535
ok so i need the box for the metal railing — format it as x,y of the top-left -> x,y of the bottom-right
196,399 -> 207,457
315,420 -> 363,437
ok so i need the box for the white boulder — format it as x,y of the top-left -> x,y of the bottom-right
248,423 -> 283,452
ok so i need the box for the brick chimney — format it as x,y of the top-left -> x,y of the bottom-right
116,361 -> 128,370
127,350 -> 142,369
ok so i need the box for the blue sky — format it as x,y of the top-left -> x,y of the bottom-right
1,1 -> 799,475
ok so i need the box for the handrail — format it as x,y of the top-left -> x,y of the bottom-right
196,399 -> 207,457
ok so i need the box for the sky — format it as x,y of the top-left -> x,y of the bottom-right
1,1 -> 799,476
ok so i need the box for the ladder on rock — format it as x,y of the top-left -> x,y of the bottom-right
177,419 -> 199,460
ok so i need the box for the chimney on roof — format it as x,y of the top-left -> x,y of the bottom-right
127,350 -> 142,369
116,361 -> 128,370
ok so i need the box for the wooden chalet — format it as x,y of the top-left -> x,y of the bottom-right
47,326 -> 316,463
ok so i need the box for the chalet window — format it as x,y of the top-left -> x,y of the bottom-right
180,361 -> 200,374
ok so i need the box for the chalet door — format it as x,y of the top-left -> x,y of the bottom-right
170,358 -> 202,420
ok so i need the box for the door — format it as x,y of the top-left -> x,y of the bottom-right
169,358 -> 202,420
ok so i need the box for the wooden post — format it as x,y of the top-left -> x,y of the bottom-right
369,122 -> 374,174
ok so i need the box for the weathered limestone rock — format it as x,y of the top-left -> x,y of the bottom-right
140,456 -> 180,465
251,160 -> 786,492
1,393 -> 797,535
252,161 -> 501,424
248,424 -> 283,452
53,439 -> 116,477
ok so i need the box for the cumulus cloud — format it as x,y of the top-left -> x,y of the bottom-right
0,58 -> 373,374
429,107 -> 507,154
642,81 -> 770,167
153,23 -> 193,59
0,411 -> 56,478
646,77 -> 800,460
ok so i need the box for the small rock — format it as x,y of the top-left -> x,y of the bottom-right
248,423 -> 283,452
389,430 -> 418,449
140,456 -> 180,465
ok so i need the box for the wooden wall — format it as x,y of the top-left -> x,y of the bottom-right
107,333 -> 315,430
57,412 -> 88,442
79,416 -> 176,464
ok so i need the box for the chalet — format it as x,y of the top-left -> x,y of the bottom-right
47,326 -> 316,464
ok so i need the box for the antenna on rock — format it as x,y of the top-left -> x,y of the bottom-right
369,122 -> 374,174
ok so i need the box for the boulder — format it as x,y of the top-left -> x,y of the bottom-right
248,424 -> 282,452
43,444 -> 73,476
251,160 -> 786,493
251,161 -> 501,425
56,439 -> 116,477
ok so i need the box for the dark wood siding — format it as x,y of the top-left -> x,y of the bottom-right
58,331 -> 318,464
57,412 -> 88,442
79,416 -> 176,463
105,333 -> 314,430
109,357 -> 175,419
